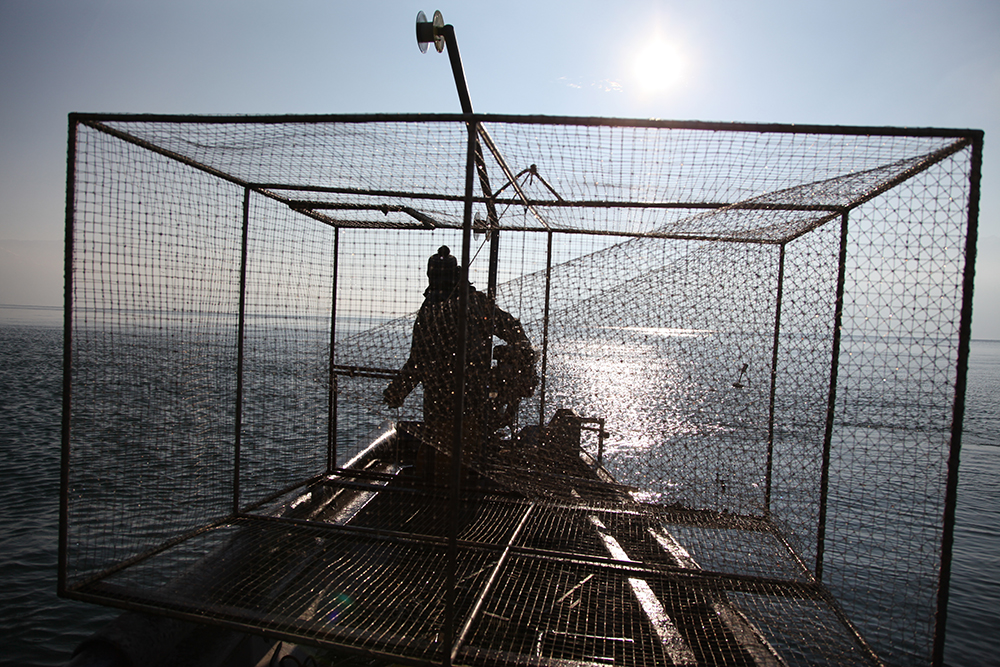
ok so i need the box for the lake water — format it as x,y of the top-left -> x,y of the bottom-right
0,320 -> 996,666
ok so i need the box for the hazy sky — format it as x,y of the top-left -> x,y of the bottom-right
1,0 -> 997,336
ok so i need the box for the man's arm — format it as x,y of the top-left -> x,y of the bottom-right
383,354 -> 421,407
491,301 -> 531,349
383,307 -> 433,407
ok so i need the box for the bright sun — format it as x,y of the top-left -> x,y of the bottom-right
632,37 -> 686,95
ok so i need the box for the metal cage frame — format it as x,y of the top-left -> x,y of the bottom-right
60,112 -> 981,667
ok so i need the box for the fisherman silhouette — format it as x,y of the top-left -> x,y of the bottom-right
383,247 -> 536,473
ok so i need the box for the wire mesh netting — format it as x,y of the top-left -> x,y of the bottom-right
62,114 -> 980,666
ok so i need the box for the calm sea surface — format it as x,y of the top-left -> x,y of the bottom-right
0,321 -> 997,666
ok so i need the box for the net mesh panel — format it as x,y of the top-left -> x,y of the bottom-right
240,192 -> 336,506
68,123 -> 242,582
823,151 -> 972,665
63,115 -> 977,666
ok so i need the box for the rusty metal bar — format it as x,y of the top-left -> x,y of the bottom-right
765,243 -> 786,515
58,115 -> 78,597
328,227 -> 340,474
932,133 -> 983,667
443,116 -> 481,666
68,111 -> 984,140
233,187 -> 251,515
816,211 -> 850,581
538,230 -> 554,427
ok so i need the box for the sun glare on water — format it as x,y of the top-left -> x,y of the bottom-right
631,36 -> 686,95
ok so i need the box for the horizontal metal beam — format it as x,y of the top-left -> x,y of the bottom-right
274,188 -> 840,214
69,111 -> 984,141
332,364 -> 398,380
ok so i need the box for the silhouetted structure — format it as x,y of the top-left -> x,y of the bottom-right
60,114 -> 981,666
384,250 -> 535,472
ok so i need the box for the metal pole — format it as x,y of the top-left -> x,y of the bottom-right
441,25 -> 473,115
71,112 -> 981,140
816,211 -> 850,581
233,187 -> 251,516
421,24 -> 482,661
443,116 -> 479,666
932,133 -> 983,667
58,115 -> 78,596
450,505 -> 535,663
437,17 -> 503,464
484,164 -> 500,302
764,243 -> 786,516
538,231 -> 554,427
479,177 -> 500,463
328,227 -> 340,474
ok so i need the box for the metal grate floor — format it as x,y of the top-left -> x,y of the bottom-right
70,429 -> 881,666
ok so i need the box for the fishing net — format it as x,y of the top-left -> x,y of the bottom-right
61,114 -> 979,666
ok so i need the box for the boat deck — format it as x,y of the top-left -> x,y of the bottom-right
73,422 -> 879,666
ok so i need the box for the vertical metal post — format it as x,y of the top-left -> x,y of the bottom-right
431,26 -> 488,662
440,19 -> 501,455
475,138 -> 500,452
597,418 -> 606,466
233,187 -> 251,516
479,182 -> 500,462
538,231 -> 554,427
328,227 -> 340,474
932,134 -> 982,666
486,204 -> 500,301
58,115 -> 78,596
764,243 -> 787,516
816,211 -> 850,581
443,117 -> 479,666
